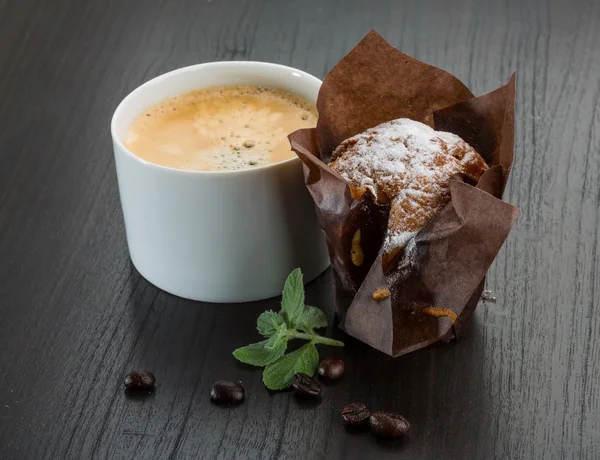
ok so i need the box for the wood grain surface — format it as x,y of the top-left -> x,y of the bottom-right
1,0 -> 599,458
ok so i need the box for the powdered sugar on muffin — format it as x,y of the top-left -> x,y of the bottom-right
329,118 -> 488,266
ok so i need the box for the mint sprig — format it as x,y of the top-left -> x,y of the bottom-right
233,268 -> 344,390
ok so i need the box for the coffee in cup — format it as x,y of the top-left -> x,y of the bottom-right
124,85 -> 317,171
111,61 -> 329,302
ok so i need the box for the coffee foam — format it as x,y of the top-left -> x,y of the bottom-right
125,85 -> 317,171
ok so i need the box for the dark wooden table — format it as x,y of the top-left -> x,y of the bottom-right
1,0 -> 599,458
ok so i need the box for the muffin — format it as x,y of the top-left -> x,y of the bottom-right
329,118 -> 488,266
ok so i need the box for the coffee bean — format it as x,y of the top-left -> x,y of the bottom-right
369,412 -> 410,438
342,402 -> 370,427
210,380 -> 245,405
292,373 -> 321,398
318,358 -> 345,380
124,370 -> 155,390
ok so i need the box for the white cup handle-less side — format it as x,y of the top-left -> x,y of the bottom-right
111,62 -> 330,302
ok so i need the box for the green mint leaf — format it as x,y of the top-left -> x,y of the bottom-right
280,268 -> 305,328
233,338 -> 287,367
295,305 -> 328,334
265,323 -> 288,349
262,342 -> 319,390
232,268 -> 343,391
257,311 -> 285,337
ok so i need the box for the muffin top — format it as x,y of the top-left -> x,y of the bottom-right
329,118 -> 488,261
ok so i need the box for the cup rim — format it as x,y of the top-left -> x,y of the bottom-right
110,61 -> 322,176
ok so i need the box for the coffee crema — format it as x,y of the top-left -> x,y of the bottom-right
124,85 -> 317,171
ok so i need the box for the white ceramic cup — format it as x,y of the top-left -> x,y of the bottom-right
111,62 -> 330,303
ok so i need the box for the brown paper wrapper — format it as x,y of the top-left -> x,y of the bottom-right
288,31 -> 519,357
